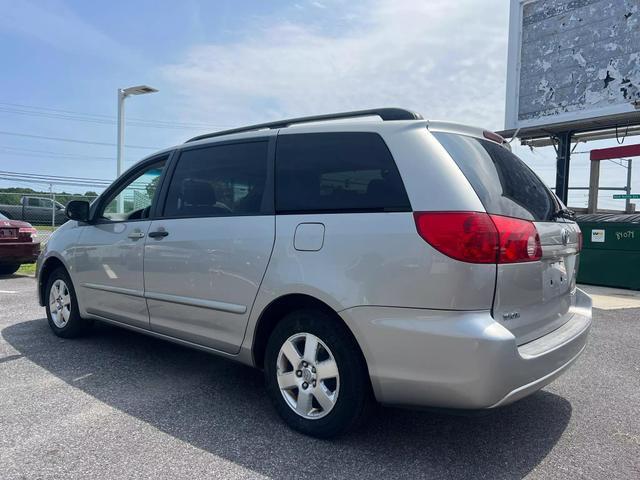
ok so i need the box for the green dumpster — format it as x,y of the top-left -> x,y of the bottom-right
576,213 -> 640,290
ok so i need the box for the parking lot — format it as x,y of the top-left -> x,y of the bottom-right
0,275 -> 638,479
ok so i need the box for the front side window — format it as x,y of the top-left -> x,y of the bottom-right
100,159 -> 166,221
163,141 -> 269,218
275,132 -> 410,213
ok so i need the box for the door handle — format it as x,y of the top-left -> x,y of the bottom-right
127,231 -> 145,239
148,230 -> 169,239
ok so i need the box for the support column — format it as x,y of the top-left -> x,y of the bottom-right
587,159 -> 600,213
555,131 -> 572,205
626,159 -> 633,213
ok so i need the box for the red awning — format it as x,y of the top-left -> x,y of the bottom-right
590,144 -> 640,161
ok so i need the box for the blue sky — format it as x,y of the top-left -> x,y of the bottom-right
0,0 -> 636,208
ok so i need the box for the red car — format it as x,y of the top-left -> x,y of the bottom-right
0,213 -> 40,275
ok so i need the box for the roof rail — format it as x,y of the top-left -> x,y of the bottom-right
185,108 -> 423,143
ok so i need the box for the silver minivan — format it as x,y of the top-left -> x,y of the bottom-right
37,108 -> 592,438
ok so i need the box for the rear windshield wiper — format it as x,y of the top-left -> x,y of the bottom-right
551,207 -> 576,220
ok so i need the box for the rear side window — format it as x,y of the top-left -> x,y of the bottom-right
432,132 -> 556,221
164,141 -> 269,218
275,132 -> 410,213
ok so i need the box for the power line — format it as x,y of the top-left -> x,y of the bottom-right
0,130 -> 159,150
0,150 -> 112,162
0,175 -> 109,188
0,170 -> 154,192
0,170 -> 111,184
0,145 -> 112,158
0,106 -> 200,130
0,148 -> 114,162
0,102 -> 231,130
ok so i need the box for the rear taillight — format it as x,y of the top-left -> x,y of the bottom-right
413,212 -> 498,263
413,211 -> 542,264
577,231 -> 583,252
490,215 -> 542,263
18,227 -> 37,240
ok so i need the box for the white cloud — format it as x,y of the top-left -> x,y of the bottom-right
161,0 -> 509,130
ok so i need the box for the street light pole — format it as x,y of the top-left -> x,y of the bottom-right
116,85 -> 158,212
116,88 -> 126,180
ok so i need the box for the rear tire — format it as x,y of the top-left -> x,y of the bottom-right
45,267 -> 92,338
0,264 -> 20,275
264,308 -> 372,438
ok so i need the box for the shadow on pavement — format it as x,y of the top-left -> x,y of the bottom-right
3,318 -> 572,479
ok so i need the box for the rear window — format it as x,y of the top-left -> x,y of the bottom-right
275,132 -> 410,213
432,132 -> 556,221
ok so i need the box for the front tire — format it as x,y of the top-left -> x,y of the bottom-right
264,309 -> 372,438
45,267 -> 91,338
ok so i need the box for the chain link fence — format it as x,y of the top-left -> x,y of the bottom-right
0,192 -> 99,243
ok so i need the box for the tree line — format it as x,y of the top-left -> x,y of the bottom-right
0,187 -> 100,206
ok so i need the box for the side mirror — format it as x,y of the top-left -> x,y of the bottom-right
65,200 -> 91,223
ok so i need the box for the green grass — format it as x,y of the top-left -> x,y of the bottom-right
31,225 -> 57,232
17,263 -> 36,276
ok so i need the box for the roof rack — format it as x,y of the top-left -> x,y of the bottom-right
185,108 -> 423,143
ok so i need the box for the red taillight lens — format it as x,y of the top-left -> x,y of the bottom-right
413,212 -> 542,264
490,215 -> 542,263
413,212 -> 499,263
18,227 -> 37,240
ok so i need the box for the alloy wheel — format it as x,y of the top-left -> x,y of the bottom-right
276,332 -> 340,419
49,279 -> 72,328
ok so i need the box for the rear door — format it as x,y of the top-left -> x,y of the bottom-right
144,138 -> 275,354
432,131 -> 581,344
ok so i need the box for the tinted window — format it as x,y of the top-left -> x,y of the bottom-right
164,141 -> 269,217
433,132 -> 556,221
101,160 -> 166,221
275,133 -> 410,213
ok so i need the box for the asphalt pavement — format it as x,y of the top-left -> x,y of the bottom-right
0,275 -> 638,479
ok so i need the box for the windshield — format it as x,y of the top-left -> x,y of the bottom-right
432,131 -> 557,221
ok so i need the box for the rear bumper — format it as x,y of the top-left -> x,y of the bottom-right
340,288 -> 592,409
0,242 -> 40,265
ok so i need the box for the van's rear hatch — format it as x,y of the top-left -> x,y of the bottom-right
432,130 -> 581,345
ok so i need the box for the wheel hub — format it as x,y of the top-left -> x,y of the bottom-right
301,366 -> 314,384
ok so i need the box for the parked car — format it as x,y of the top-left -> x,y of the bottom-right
36,108 -> 592,438
0,212 -> 40,275
0,195 -> 67,225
